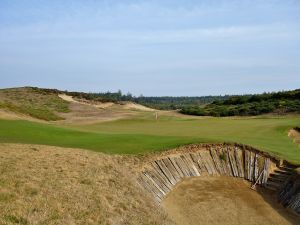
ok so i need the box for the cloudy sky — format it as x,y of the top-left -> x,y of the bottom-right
0,0 -> 299,96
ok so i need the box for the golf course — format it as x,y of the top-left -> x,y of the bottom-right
1,87 -> 300,225
1,114 -> 299,163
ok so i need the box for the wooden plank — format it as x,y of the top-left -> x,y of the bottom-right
150,162 -> 173,189
262,158 -> 270,185
140,173 -> 163,200
210,148 -> 223,174
185,154 -> 201,176
142,173 -> 164,200
169,157 -> 185,178
199,151 -> 213,175
145,169 -> 170,194
175,157 -> 190,177
143,171 -> 167,196
202,150 -> 217,175
189,153 -> 203,174
234,147 -> 244,178
137,177 -> 161,203
245,150 -> 252,180
219,148 -> 229,176
253,154 -> 259,181
180,154 -> 197,176
228,149 -> 238,177
244,150 -> 249,180
155,160 -> 177,185
196,152 -> 208,174
224,148 -> 233,176
162,158 -> 181,182
257,155 -> 264,184
249,152 -> 254,181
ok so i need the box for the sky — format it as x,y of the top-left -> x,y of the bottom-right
0,0 -> 300,96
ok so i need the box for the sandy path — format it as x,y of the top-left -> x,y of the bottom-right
162,176 -> 300,225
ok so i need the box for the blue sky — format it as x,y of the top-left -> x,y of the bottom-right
0,0 -> 299,96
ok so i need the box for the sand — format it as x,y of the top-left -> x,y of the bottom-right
162,176 -> 300,225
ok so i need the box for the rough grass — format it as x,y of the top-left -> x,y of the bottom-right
0,144 -> 174,225
0,115 -> 300,164
0,87 -> 69,121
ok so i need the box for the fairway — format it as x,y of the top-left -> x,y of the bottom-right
1,114 -> 300,164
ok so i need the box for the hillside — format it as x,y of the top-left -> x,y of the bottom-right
180,89 -> 300,117
33,87 -> 230,110
0,144 -> 173,225
0,87 -> 70,121
0,87 -> 154,122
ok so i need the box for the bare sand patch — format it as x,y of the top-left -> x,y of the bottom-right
56,94 -> 156,124
121,102 -> 155,111
162,176 -> 300,225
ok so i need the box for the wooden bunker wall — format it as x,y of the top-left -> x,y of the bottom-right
138,145 -> 274,203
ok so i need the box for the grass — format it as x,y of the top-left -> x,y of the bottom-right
0,114 -> 300,163
0,144 -> 173,225
0,87 -> 69,121
0,119 -> 201,154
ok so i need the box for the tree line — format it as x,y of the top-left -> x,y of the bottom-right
180,89 -> 300,117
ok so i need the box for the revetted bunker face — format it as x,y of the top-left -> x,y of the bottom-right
138,144 -> 300,215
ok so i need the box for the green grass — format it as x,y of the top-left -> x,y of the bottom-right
0,120 -> 202,154
0,115 -> 300,164
0,87 -> 69,121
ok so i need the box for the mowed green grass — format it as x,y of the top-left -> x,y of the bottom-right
0,119 -> 202,154
0,114 -> 300,164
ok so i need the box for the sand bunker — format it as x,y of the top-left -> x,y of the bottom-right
162,176 -> 299,225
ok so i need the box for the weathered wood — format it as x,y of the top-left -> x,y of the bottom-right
151,162 -> 173,189
187,154 -> 201,176
180,155 -> 194,176
155,160 -> 177,185
189,153 -> 203,174
175,157 -> 191,177
210,148 -> 224,174
219,148 -> 230,176
262,158 -> 270,185
203,150 -> 218,175
137,177 -> 161,202
244,150 -> 249,180
196,152 -> 209,174
162,158 -> 181,182
145,168 -> 170,194
168,157 -> 185,178
224,147 -> 234,176
253,154 -> 259,182
228,148 -> 238,177
182,154 -> 200,176
249,152 -> 255,181
234,147 -> 244,178
199,151 -> 213,175
140,173 -> 163,200
143,171 -> 167,196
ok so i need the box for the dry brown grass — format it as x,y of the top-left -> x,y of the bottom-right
0,88 -> 69,121
0,144 -> 174,225
289,129 -> 300,145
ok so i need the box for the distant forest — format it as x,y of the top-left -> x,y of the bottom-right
33,87 -> 300,117
181,89 -> 300,117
